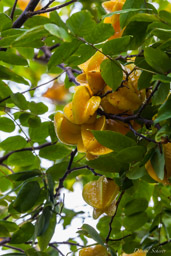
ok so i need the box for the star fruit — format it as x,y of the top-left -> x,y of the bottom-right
76,52 -> 106,94
103,0 -> 126,39
64,85 -> 101,125
54,112 -> 82,145
102,64 -> 145,113
82,176 -> 119,219
79,245 -> 110,256
145,143 -> 171,185
81,116 -> 113,159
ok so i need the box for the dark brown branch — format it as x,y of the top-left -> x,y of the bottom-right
41,0 -> 56,10
1,244 -> 24,253
128,123 -> 157,144
50,241 -> 83,247
55,148 -> 77,196
0,141 -> 57,164
13,0 -> 41,28
29,0 -> 77,16
108,234 -> 132,242
10,0 -> 18,20
0,238 -> 11,245
136,81 -> 161,117
70,165 -> 102,176
106,191 -> 125,243
49,244 -> 65,256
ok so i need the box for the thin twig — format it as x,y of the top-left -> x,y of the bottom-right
41,0 -> 56,10
0,141 -> 57,164
1,244 -> 24,253
128,123 -> 157,144
55,148 -> 77,196
29,0 -> 77,16
10,0 -> 18,20
70,165 -> 102,176
108,234 -> 132,242
0,73 -> 64,104
106,191 -> 125,243
49,244 -> 65,256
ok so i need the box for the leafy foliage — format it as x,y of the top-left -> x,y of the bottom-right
0,0 -> 171,255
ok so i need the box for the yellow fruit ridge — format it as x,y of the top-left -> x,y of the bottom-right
79,245 -> 110,256
54,112 -> 81,145
82,176 -> 119,219
64,85 -> 101,124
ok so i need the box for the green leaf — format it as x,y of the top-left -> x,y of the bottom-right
115,146 -> 146,163
35,206 -> 52,237
7,151 -> 36,167
50,11 -> 67,30
87,154 -> 126,172
92,130 -> 136,151
144,47 -> 171,74
66,10 -> 95,36
125,198 -> 148,216
0,117 -> 15,132
0,254 -> 25,256
10,222 -> 34,244
129,13 -> 158,23
28,102 -> 48,115
0,52 -> 28,66
100,59 -> 123,91
13,181 -> 40,213
0,136 -> 27,151
11,93 -> 28,110
0,220 -> 18,232
123,212 -> 148,231
39,143 -> 70,161
138,71 -> 153,89
0,81 -> 12,101
123,21 -> 149,49
44,23 -> 70,41
154,95 -> 171,123
0,65 -> 29,85
47,162 -> 68,180
7,170 -> 41,181
29,122 -> 49,142
102,36 -> 130,56
151,148 -> 165,180
159,10 -> 171,26
13,26 -> 49,47
38,213 -> 56,251
48,40 -> 81,70
85,23 -> 114,44
25,16 -> 49,28
152,28 -> 171,40
82,224 -> 104,245
152,74 -> 171,83
0,13 -> 12,31
120,0 -> 146,28
26,248 -> 48,256
127,164 -> 146,180
152,83 -> 170,106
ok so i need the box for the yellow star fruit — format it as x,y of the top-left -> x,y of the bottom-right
81,116 -> 113,158
64,85 -> 101,124
82,176 -> 119,219
103,64 -> 145,113
76,52 -> 106,94
54,112 -> 82,145
103,0 -> 126,39
145,143 -> 171,185
79,245 -> 110,256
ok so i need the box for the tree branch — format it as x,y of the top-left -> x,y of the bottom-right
106,191 -> 125,243
55,148 -> 77,196
13,0 -> 41,28
1,244 -> 24,253
0,141 -> 57,164
10,0 -> 18,20
29,0 -> 78,16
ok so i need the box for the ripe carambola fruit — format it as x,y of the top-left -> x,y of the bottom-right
145,143 -> 171,185
79,245 -> 110,256
64,85 -> 101,124
82,176 -> 119,219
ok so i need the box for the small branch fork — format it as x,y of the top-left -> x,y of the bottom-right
106,191 -> 125,243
